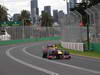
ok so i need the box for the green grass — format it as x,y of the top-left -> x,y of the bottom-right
57,44 -> 100,59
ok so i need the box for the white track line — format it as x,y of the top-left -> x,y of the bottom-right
6,47 -> 59,75
23,47 -> 100,74
72,55 -> 100,63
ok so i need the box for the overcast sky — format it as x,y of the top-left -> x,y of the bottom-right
0,0 -> 68,16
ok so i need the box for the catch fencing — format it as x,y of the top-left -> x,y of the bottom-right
0,26 -> 62,41
60,3 -> 100,52
61,3 -> 100,43
0,3 -> 100,52
85,3 -> 100,42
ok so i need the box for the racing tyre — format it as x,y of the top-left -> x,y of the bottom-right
56,54 -> 63,59
42,51 -> 47,58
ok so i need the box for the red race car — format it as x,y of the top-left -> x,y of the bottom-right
42,44 -> 71,59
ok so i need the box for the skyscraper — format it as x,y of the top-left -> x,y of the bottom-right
67,0 -> 77,13
70,0 -> 77,8
53,10 -> 58,22
12,14 -> 20,21
58,10 -> 65,18
67,2 -> 70,14
58,10 -> 67,25
31,0 -> 39,24
44,6 -> 51,16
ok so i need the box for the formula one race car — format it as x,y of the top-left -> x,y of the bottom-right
42,44 -> 71,59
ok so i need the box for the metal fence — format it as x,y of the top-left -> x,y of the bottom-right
86,3 -> 100,42
0,26 -> 62,41
62,3 -> 100,43
62,11 -> 87,43
0,4 -> 100,43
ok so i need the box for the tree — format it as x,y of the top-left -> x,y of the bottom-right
88,0 -> 100,6
41,11 -> 53,27
0,4 -> 8,22
70,2 -> 89,26
20,10 -> 31,26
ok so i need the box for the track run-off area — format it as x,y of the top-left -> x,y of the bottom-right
0,41 -> 100,75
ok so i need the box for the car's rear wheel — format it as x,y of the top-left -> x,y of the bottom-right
64,51 -> 69,55
42,51 -> 47,58
56,54 -> 63,59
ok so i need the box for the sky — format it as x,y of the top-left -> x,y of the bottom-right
0,0 -> 67,16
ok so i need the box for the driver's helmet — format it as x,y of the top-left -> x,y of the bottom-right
53,44 -> 58,49
58,50 -> 63,54
47,43 -> 53,48
52,44 -> 55,47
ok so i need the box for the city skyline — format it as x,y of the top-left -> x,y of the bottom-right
0,0 -> 67,16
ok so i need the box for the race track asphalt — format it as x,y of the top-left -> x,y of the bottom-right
0,41 -> 100,75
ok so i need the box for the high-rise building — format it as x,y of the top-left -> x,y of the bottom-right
58,10 -> 65,18
58,10 -> 67,25
12,14 -> 20,21
31,0 -> 39,24
67,0 -> 77,13
44,6 -> 51,16
67,2 -> 70,14
53,10 -> 58,22
70,0 -> 77,8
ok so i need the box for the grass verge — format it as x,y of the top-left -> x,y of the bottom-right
57,44 -> 100,59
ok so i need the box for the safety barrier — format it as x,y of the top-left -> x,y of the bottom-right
61,41 -> 84,51
90,43 -> 100,53
0,36 -> 61,45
